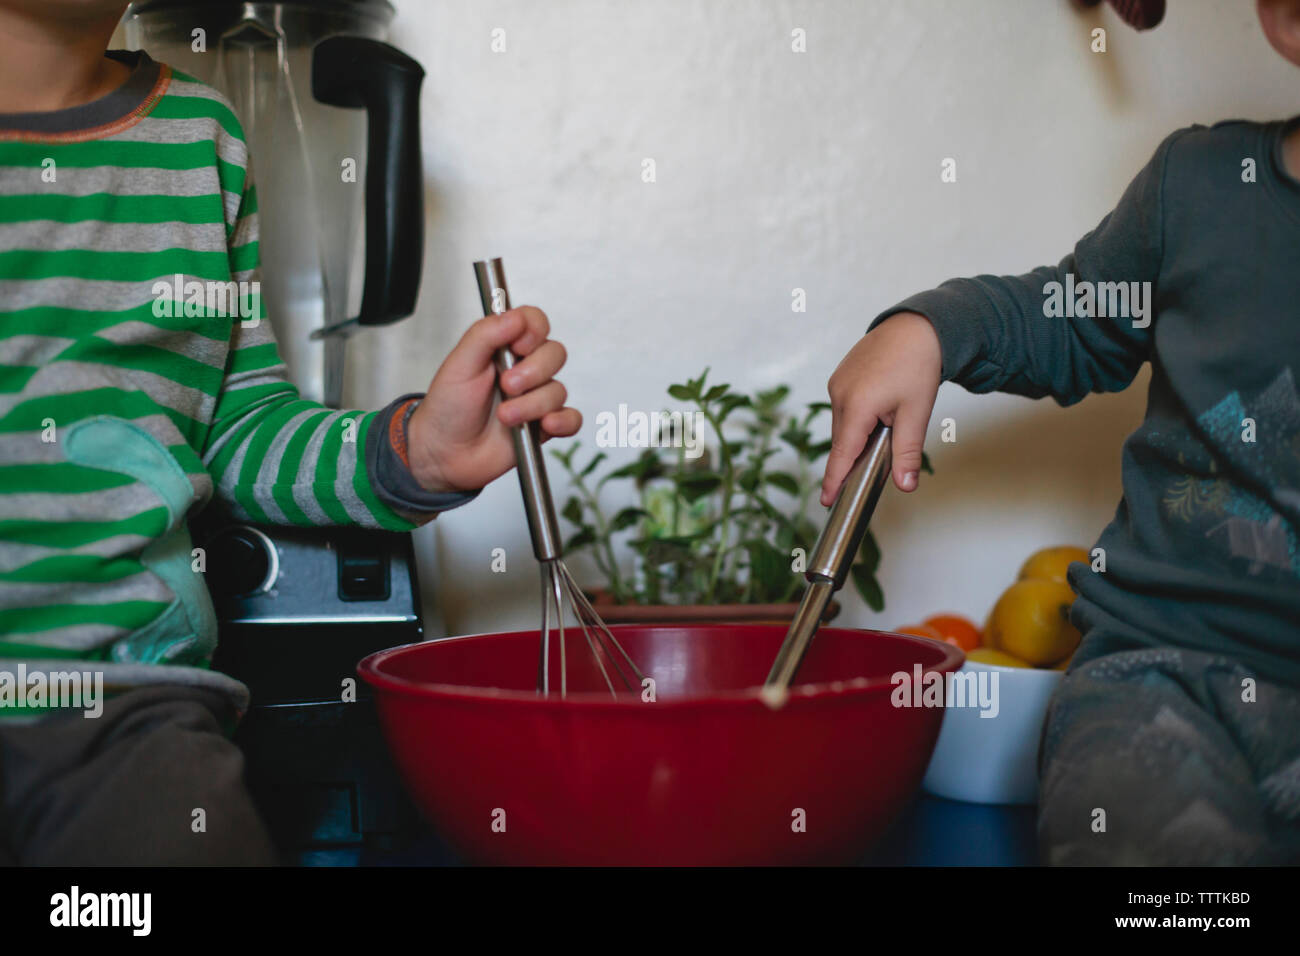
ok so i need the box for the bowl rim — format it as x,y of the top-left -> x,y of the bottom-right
959,658 -> 1066,680
356,623 -> 966,710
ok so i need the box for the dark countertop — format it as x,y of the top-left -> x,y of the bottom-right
867,795 -> 1039,866
297,795 -> 1040,867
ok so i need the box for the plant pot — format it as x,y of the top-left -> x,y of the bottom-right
586,589 -> 841,626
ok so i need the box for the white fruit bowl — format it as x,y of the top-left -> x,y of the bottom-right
922,659 -> 1063,805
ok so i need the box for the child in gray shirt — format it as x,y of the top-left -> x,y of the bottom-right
821,1 -> 1300,863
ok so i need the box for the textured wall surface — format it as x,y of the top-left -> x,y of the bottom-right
336,0 -> 1297,636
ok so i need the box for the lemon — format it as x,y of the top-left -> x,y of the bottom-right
966,647 -> 1031,668
985,579 -> 1082,666
1017,546 -> 1090,585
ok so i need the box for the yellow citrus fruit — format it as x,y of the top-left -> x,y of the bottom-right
1017,546 -> 1090,585
966,647 -> 1031,668
1052,654 -> 1075,671
985,579 -> 1082,666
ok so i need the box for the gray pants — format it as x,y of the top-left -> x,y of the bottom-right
0,685 -> 276,866
1038,638 -> 1300,865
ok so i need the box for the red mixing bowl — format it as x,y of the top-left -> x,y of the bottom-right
358,623 -> 963,865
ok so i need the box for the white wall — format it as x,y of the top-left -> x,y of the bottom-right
340,0 -> 1298,636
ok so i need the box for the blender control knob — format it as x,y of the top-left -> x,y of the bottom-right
203,526 -> 277,598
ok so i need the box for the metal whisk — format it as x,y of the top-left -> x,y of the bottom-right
473,258 -> 645,698
765,424 -> 893,696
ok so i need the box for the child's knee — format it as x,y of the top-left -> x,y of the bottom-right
13,687 -> 276,866
1037,650 -> 1275,865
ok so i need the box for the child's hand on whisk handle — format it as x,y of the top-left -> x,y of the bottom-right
821,311 -> 942,506
405,306 -> 582,494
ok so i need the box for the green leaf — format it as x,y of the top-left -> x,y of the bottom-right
850,562 -> 885,612
755,385 -> 790,409
631,536 -> 696,567
667,384 -> 694,401
715,394 -> 752,422
764,472 -> 799,495
579,451 -> 607,479
551,442 -> 580,468
610,506 -> 648,532
750,493 -> 802,537
602,461 -> 640,481
744,537 -> 791,602
564,527 -> 597,552
857,528 -> 881,573
779,424 -> 810,456
774,524 -> 795,553
795,517 -> 819,543
704,384 -> 729,402
807,439 -> 833,462
561,496 -> 584,525
675,471 -> 723,503
600,449 -> 666,489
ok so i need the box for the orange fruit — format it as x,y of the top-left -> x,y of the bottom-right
896,622 -> 966,652
985,579 -> 1082,666
966,647 -> 1031,668
895,623 -> 944,641
1017,546 -> 1090,585
922,613 -> 982,651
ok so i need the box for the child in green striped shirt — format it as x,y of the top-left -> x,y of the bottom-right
0,0 -> 581,864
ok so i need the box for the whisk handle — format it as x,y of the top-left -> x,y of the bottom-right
473,258 -> 563,562
764,424 -> 892,690
806,424 -> 892,589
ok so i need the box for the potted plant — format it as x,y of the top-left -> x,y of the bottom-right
551,369 -> 930,624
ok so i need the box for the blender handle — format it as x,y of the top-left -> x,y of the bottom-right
312,36 -> 425,327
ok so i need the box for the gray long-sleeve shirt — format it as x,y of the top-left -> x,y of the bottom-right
874,116 -> 1300,685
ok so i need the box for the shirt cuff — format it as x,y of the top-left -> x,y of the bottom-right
365,393 -> 480,522
868,285 -> 990,385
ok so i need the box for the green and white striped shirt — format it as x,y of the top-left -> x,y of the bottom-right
0,51 -> 452,712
